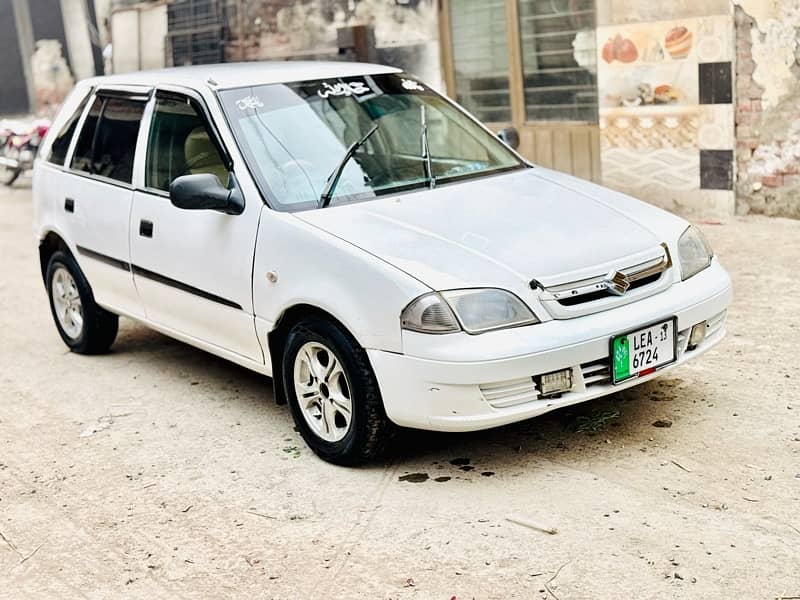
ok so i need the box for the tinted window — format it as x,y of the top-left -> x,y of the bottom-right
145,96 -> 228,192
70,96 -> 102,174
48,93 -> 90,166
70,95 -> 145,184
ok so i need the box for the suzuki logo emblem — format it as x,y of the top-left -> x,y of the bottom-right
603,270 -> 630,296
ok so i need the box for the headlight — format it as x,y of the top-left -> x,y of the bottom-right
678,226 -> 714,280
400,293 -> 460,334
401,289 -> 539,335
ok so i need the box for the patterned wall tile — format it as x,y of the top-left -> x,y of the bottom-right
601,109 -> 699,149
699,62 -> 733,104
695,15 -> 734,62
698,104 -> 735,149
602,147 -> 699,192
595,13 -> 735,214
700,149 -> 734,190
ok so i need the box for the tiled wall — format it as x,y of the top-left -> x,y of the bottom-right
595,9 -> 736,220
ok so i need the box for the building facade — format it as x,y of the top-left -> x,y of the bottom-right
1,0 -> 103,116
4,0 -> 799,218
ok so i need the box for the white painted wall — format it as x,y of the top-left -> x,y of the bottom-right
110,2 -> 167,73
60,0 -> 96,80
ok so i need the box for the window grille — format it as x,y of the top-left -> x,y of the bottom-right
450,0 -> 513,123
518,0 -> 597,122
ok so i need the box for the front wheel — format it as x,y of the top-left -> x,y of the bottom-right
282,317 -> 390,465
46,250 -> 119,354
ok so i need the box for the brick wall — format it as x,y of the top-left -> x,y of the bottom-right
734,5 -> 800,218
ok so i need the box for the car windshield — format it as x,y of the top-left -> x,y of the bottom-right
218,73 -> 525,211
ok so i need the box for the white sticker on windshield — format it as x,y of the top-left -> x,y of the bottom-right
317,81 -> 370,99
401,78 -> 424,92
236,95 -> 264,111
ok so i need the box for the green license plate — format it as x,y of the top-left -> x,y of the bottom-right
611,318 -> 677,384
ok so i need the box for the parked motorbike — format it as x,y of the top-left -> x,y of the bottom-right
0,120 -> 50,186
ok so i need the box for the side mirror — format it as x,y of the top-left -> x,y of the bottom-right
497,127 -> 520,151
169,173 -> 244,215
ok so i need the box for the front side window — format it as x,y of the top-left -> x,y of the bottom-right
145,96 -> 229,192
219,74 -> 524,211
70,95 -> 145,184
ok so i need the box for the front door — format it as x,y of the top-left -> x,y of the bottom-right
129,91 -> 263,362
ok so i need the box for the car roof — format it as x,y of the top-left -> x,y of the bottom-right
82,61 -> 403,92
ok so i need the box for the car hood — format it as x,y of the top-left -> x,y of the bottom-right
293,168 -> 664,292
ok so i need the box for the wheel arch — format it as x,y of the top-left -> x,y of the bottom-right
267,303 -> 365,406
38,230 -> 73,283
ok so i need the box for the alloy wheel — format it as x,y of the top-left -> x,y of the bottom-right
293,341 -> 353,442
51,267 -> 83,340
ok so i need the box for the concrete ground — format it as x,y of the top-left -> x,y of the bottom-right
1,181 -> 798,599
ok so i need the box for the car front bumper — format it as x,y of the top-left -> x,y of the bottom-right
368,260 -> 732,432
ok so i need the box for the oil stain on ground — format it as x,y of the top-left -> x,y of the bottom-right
398,473 -> 429,483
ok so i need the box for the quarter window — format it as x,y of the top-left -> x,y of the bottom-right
145,96 -> 228,192
47,92 -> 90,166
70,97 -> 102,174
70,95 -> 146,184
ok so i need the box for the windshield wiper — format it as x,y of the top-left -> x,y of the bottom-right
420,104 -> 435,190
318,123 -> 379,208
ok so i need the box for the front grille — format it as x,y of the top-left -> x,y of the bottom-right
706,310 -> 726,338
557,273 -> 662,306
480,377 -> 539,408
538,245 -> 673,319
580,358 -> 611,388
677,328 -> 690,353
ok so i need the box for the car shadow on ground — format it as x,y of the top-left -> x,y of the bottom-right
110,320 -> 701,474
4,179 -> 31,191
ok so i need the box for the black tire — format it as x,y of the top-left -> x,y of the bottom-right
282,317 -> 390,465
45,250 -> 118,354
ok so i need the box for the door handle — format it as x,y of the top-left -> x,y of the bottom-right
64,198 -> 74,213
139,220 -> 154,238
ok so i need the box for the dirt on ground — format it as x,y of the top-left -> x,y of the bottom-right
0,182 -> 798,599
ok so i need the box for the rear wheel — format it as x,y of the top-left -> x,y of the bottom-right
46,251 -> 118,354
282,317 -> 390,465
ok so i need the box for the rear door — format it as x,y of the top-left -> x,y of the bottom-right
128,89 -> 263,362
60,89 -> 149,318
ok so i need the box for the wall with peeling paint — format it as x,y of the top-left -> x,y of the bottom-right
236,0 -> 442,90
734,1 -> 800,218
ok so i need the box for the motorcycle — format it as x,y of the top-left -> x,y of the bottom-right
0,119 -> 50,186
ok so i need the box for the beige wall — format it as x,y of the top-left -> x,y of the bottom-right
110,1 -> 167,74
596,0 -> 732,26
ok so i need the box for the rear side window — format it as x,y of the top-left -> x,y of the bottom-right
48,93 -> 90,166
71,95 -> 146,184
145,96 -> 228,192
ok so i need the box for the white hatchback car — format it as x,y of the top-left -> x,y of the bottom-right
33,62 -> 731,464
